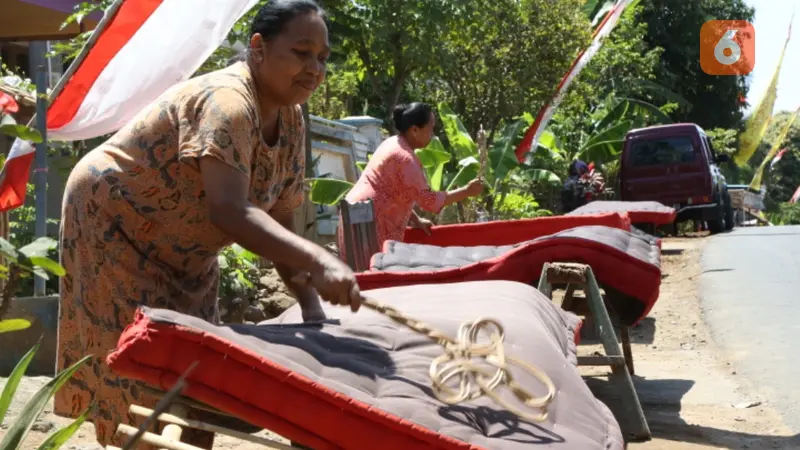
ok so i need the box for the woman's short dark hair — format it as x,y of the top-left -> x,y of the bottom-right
393,102 -> 433,133
250,0 -> 325,41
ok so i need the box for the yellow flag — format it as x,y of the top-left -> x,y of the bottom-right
735,16 -> 793,166
748,107 -> 799,190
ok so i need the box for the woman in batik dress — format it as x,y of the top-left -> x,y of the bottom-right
54,1 -> 361,447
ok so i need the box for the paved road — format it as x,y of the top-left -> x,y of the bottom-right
700,225 -> 800,432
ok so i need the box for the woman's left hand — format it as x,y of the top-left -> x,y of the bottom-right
412,217 -> 434,235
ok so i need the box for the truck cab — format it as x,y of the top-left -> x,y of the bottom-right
619,123 -> 734,233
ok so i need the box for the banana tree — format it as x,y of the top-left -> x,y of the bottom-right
531,96 -> 673,196
434,103 -> 562,220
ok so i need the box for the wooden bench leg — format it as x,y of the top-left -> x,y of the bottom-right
538,262 -> 651,442
583,268 -> 650,442
621,326 -> 635,376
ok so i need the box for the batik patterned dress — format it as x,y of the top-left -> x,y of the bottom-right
338,135 -> 446,262
54,62 -> 306,447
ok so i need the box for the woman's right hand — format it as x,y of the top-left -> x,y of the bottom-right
308,252 -> 362,312
465,178 -> 485,197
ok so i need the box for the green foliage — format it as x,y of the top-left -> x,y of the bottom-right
496,191 -> 553,220
50,1 -> 115,62
307,58 -> 362,120
419,0 -> 590,138
0,236 -> 64,282
218,244 -> 261,301
765,203 -> 800,226
4,185 -> 61,297
0,340 -> 92,450
706,127 -> 748,183
307,178 -> 354,206
415,139 -> 452,191
433,103 -> 556,221
639,0 -> 755,129
0,122 -> 42,144
550,2 -> 667,153
324,0 -> 459,122
740,111 -> 800,212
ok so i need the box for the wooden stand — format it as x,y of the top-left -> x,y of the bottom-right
109,392 -> 300,450
537,262 -> 651,442
339,199 -> 378,272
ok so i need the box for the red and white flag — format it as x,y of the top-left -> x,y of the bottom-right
514,0 -> 636,161
791,185 -> 800,203
0,0 -> 258,212
770,148 -> 788,169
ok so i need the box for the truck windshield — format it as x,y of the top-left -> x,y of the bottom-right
630,136 -> 696,167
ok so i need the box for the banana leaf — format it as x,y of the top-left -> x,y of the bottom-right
519,165 -> 562,184
446,156 -> 480,191
0,340 -> 39,425
416,138 -> 452,191
595,98 -> 672,133
307,178 -> 354,206
0,353 -> 91,450
578,120 -> 632,163
438,103 -> 478,160
488,117 -> 528,190
536,130 -> 566,161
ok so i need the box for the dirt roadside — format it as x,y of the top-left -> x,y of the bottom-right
1,235 -> 797,449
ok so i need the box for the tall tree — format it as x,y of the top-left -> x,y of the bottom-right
549,2 -> 671,152
639,0 -> 755,129
323,0 -> 455,125
416,0 -> 590,138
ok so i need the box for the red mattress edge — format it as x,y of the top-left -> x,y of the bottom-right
359,235 -> 661,320
402,213 -> 632,247
107,312 -> 484,450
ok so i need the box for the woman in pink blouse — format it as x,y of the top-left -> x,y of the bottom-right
339,102 -> 484,262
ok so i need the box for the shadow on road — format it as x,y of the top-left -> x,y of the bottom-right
585,375 -> 800,448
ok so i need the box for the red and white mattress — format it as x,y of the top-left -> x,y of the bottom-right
565,201 -> 676,225
359,225 -> 662,326
107,280 -> 624,450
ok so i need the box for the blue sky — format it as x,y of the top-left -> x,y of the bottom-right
743,0 -> 799,115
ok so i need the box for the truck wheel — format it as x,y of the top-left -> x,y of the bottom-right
723,189 -> 735,231
707,195 -> 724,234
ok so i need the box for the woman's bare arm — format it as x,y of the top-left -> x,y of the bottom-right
269,209 -> 325,319
442,184 -> 476,207
200,156 -> 326,273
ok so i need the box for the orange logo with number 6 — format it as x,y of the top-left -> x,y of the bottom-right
700,20 -> 755,75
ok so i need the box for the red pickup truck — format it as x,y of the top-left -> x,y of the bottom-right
619,123 -> 734,233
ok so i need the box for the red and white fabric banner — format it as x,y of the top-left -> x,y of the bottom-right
514,0 -> 636,161
791,185 -> 800,203
0,0 -> 257,212
49,0 -> 258,140
770,148 -> 788,169
0,139 -> 36,211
